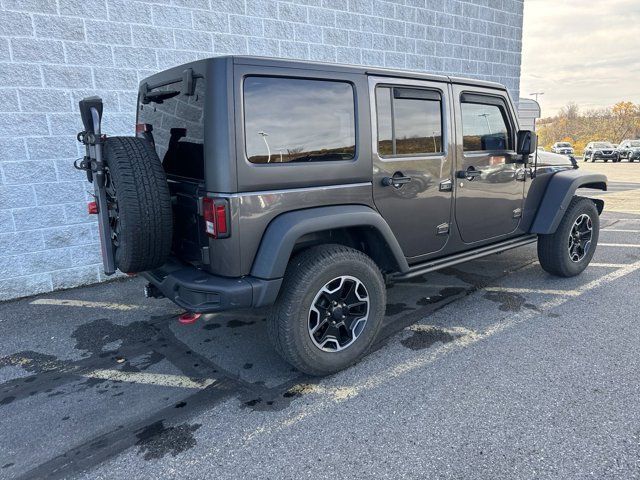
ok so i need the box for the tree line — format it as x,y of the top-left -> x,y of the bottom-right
536,101 -> 640,154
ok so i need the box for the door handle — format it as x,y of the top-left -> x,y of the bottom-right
382,172 -> 412,188
456,167 -> 481,181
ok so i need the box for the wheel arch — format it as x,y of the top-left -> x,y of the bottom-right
250,205 -> 409,279
529,170 -> 607,234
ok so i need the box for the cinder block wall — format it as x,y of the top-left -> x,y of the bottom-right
0,0 -> 524,301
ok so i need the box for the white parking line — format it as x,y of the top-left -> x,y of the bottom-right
601,229 -> 640,233
590,263 -> 628,268
484,286 -> 580,297
599,243 -> 640,248
81,369 -> 216,389
30,299 -> 142,311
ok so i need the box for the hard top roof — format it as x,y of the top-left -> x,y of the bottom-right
140,55 -> 507,92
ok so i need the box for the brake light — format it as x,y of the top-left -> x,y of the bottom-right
135,123 -> 151,135
203,198 -> 229,238
88,201 -> 98,214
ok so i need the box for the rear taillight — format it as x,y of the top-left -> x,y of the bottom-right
135,123 -> 155,145
203,198 -> 230,238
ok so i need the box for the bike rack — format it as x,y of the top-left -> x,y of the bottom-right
76,96 -> 116,275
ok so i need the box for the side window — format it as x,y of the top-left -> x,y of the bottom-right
461,99 -> 512,152
243,77 -> 356,164
376,86 -> 443,157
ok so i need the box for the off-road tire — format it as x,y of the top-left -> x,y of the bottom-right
103,136 -> 172,273
268,244 -> 386,376
537,196 -> 599,277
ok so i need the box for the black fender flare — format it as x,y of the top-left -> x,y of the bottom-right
250,205 -> 409,279
529,169 -> 607,234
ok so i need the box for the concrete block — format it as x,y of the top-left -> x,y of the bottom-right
0,10 -> 33,36
193,11 -> 229,32
308,7 -> 336,27
336,46 -> 361,64
34,15 -> 85,41
19,89 -> 71,113
384,51 -> 405,68
51,265 -> 99,290
246,0 -> 279,20
59,0 -> 108,18
13,204 -> 63,230
2,0 -> 57,13
0,90 -> 19,112
131,25 -> 174,48
279,41 -> 310,59
264,19 -> 294,40
64,42 -> 113,67
68,244 -> 102,266
107,0 -> 152,24
152,5 -> 193,29
27,136 -> 77,160
361,48 -> 384,66
361,15 -> 383,33
93,68 -> 138,90
383,18 -> 405,36
323,27 -> 349,46
2,161 -> 57,185
278,3 -> 308,23
21,249 -> 72,275
212,34 -> 247,54
210,0 -> 244,14
295,23 -> 324,44
309,43 -> 337,62
42,223 -> 94,249
0,254 -> 19,279
174,30 -> 212,52
86,20 -> 132,45
34,181 -> 86,206
11,38 -> 65,64
230,15 -> 263,36
0,231 -> 45,255
0,274 -> 52,301
0,113 -> 49,137
42,65 -> 93,89
0,185 -> 36,209
248,37 -> 280,57
0,138 -> 27,162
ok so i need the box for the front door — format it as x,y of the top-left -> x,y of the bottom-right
370,76 -> 453,258
452,85 -> 526,244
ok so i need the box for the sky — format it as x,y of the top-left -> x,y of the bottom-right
520,0 -> 640,118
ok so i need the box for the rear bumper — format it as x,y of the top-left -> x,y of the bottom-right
141,259 -> 282,313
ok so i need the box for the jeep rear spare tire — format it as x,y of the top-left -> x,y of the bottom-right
103,136 -> 172,273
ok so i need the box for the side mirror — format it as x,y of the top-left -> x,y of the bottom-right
516,130 -> 537,158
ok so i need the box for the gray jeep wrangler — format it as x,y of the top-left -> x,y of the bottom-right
77,56 -> 607,375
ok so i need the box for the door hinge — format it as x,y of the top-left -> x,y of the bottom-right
436,222 -> 450,235
439,179 -> 452,192
512,208 -> 522,219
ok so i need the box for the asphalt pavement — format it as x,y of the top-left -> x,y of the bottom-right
1,209 -> 639,479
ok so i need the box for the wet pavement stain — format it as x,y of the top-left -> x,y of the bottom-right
483,291 -> 541,312
416,287 -> 467,306
440,267 -> 493,289
2,463 -> 14,469
385,303 -> 415,316
0,396 -> 15,405
243,363 -> 253,370
135,420 -> 202,461
401,327 -> 459,351
226,319 -> 256,328
203,323 -> 221,331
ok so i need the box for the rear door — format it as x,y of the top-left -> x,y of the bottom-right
452,85 -> 525,244
137,73 -> 207,264
370,76 -> 453,258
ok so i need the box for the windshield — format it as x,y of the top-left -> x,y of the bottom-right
629,141 -> 640,147
556,143 -> 571,147
593,142 -> 613,148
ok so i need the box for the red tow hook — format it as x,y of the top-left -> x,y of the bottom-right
178,312 -> 202,325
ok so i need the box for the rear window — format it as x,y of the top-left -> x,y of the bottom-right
243,76 -> 356,164
137,77 -> 205,180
